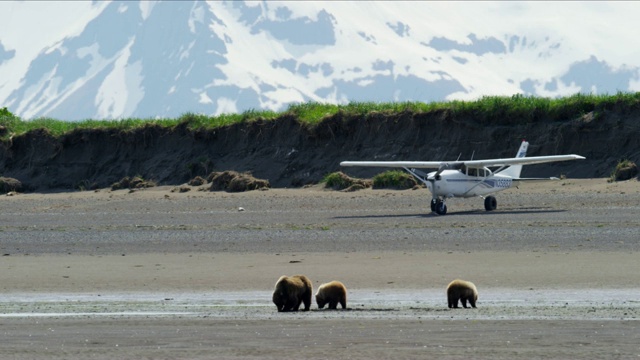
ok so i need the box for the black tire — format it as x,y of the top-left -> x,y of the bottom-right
430,198 -> 437,212
484,196 -> 497,211
435,200 -> 447,215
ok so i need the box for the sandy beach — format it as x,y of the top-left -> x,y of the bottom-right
1,178 -> 639,359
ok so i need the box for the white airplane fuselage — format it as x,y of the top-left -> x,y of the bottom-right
423,169 -> 515,199
341,140 -> 585,215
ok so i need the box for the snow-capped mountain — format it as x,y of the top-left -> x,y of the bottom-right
1,1 -> 639,121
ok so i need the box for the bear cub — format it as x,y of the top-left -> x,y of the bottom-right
446,279 -> 478,308
315,280 -> 348,310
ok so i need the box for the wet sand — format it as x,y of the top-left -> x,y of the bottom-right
1,178 -> 639,359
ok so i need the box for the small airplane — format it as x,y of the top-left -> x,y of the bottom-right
340,140 -> 585,215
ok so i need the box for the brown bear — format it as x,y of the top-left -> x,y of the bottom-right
272,275 -> 313,312
315,280 -> 348,309
446,279 -> 478,308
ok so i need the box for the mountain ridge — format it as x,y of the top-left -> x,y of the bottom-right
1,1 -> 639,120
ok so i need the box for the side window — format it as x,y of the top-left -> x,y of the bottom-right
468,168 -> 477,177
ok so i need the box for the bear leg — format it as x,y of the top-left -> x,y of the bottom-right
461,298 -> 468,308
469,297 -> 476,308
340,299 -> 347,309
448,294 -> 459,308
448,297 -> 458,308
284,296 -> 299,311
328,301 -> 338,309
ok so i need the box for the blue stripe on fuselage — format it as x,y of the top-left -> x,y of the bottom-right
446,179 -> 495,187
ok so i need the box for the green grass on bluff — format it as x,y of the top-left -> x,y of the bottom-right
1,92 -> 640,141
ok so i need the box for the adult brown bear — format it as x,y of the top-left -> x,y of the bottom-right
446,279 -> 478,308
272,275 -> 313,312
315,281 -> 347,309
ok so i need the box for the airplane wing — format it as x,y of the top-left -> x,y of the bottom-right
340,155 -> 584,169
340,161 -> 446,168
463,154 -> 585,168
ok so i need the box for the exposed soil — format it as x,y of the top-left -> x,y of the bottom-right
1,108 -> 639,192
1,179 -> 639,359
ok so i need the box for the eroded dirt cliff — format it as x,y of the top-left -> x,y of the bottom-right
1,109 -> 638,191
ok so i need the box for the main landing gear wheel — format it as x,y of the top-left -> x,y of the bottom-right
430,198 -> 438,212
484,196 -> 497,211
435,199 -> 447,215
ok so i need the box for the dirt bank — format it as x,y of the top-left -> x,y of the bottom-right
1,108 -> 639,191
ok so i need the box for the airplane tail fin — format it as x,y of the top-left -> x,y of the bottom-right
498,140 -> 529,178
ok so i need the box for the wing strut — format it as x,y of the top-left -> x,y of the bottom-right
462,173 -> 491,197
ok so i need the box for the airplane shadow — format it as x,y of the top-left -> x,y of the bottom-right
442,208 -> 567,217
334,213 -> 429,220
334,208 -> 566,219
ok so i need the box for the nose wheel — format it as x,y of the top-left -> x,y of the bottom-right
431,198 -> 447,215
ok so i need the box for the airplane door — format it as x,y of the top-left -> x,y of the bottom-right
466,167 -> 478,193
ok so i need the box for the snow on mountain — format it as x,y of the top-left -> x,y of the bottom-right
0,1 -> 639,121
